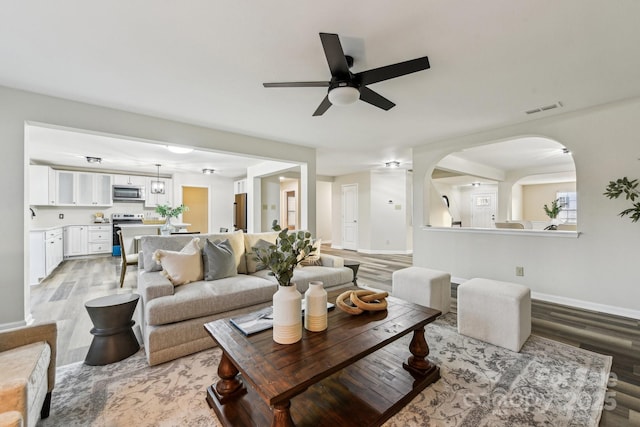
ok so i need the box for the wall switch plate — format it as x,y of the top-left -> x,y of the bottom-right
516,266 -> 524,276
59,213 -> 64,219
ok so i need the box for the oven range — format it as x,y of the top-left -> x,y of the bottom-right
111,213 -> 144,256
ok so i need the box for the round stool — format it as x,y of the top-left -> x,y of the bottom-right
84,293 -> 140,365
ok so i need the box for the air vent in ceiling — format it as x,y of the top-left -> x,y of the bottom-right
525,101 -> 563,115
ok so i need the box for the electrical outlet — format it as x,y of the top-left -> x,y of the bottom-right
515,266 -> 524,276
59,213 -> 64,219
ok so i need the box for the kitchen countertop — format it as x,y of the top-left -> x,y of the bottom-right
30,223 -> 111,232
117,223 -> 190,228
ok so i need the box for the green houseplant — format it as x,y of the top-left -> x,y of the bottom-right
253,220 -> 315,287
154,204 -> 189,235
253,220 -> 316,344
543,198 -> 562,220
603,177 -> 640,222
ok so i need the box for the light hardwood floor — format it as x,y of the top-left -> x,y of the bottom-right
31,246 -> 639,426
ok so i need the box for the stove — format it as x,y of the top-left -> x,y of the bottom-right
111,213 -> 144,256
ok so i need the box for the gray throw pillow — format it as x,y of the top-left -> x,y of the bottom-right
202,239 -> 237,281
246,238 -> 273,274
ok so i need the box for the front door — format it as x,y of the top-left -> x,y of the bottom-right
342,184 -> 358,250
471,192 -> 496,228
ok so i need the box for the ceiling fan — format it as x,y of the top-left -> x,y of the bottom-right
263,32 -> 430,116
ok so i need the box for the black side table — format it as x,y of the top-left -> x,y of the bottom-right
343,260 -> 361,284
84,293 -> 140,365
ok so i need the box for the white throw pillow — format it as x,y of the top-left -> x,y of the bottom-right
153,238 -> 203,286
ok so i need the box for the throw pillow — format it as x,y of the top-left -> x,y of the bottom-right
152,238 -> 203,286
246,238 -> 275,274
300,238 -> 323,266
202,238 -> 237,281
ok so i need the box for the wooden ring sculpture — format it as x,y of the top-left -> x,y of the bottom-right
336,290 -> 389,315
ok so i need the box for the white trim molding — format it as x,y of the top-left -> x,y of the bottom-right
422,226 -> 581,239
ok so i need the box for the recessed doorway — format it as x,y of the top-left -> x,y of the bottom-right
182,186 -> 208,233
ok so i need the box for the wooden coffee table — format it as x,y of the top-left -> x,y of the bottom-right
204,288 -> 441,427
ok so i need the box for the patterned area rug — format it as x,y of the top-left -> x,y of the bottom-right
41,313 -> 611,427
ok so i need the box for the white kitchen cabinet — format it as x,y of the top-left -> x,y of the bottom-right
234,179 -> 247,194
55,171 -> 113,206
29,165 -> 56,205
144,177 -> 173,208
64,226 -> 88,257
113,174 -> 147,186
30,228 -> 64,285
87,225 -> 111,254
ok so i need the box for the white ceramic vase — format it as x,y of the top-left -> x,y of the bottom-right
272,284 -> 302,344
304,281 -> 327,332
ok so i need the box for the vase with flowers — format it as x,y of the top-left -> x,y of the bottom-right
253,220 -> 315,344
155,204 -> 189,235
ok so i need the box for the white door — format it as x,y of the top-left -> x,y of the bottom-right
471,193 -> 497,228
342,184 -> 358,250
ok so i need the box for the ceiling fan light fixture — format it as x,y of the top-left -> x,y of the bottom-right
166,145 -> 193,154
385,161 -> 400,168
328,86 -> 360,106
202,168 -> 215,174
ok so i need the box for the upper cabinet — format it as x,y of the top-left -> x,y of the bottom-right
55,171 -> 113,206
29,165 -> 56,206
113,174 -> 147,186
144,177 -> 173,207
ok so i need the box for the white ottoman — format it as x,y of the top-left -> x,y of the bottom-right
392,267 -> 451,314
457,278 -> 531,352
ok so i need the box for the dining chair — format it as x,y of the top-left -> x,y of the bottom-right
117,230 -> 138,287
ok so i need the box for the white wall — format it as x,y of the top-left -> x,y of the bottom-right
1,85 -> 316,328
316,181 -> 332,242
261,177 -> 281,231
413,97 -> 640,318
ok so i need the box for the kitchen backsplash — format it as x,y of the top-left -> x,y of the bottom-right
30,202 -> 162,227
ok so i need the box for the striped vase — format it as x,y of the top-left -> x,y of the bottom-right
272,284 -> 302,344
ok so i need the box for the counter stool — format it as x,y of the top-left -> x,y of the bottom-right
84,293 -> 140,365
457,278 -> 531,352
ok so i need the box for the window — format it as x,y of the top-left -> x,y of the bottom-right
556,192 -> 577,224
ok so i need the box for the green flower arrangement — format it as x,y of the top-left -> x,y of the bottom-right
543,198 -> 562,219
253,220 -> 315,287
603,177 -> 640,222
154,204 -> 188,218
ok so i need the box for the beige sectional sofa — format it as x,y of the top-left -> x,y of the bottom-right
137,230 -> 354,365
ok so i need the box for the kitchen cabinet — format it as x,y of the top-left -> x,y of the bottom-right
64,226 -> 88,257
234,179 -> 247,194
29,165 -> 56,205
87,225 -> 111,254
144,177 -> 173,208
30,228 -> 63,285
113,174 -> 147,186
55,171 -> 113,206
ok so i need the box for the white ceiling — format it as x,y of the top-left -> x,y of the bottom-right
4,1 -> 640,177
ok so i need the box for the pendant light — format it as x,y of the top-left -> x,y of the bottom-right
151,164 -> 165,194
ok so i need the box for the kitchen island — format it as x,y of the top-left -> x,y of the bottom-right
118,223 -> 191,255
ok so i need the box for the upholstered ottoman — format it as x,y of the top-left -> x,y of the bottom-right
457,278 -> 531,352
392,267 -> 451,314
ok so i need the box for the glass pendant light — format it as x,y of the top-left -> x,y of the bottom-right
151,164 -> 165,194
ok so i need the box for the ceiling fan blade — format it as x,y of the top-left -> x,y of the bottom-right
312,95 -> 332,116
356,56 -> 430,86
359,86 -> 395,111
263,81 -> 330,88
319,33 -> 351,79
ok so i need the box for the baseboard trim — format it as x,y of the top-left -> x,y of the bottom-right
531,291 -> 640,320
0,319 -> 28,331
451,277 -> 640,320
357,249 -> 413,255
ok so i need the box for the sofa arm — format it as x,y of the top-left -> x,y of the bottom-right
320,254 -> 344,268
138,271 -> 175,303
0,322 -> 57,393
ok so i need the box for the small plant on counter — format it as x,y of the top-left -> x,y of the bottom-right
154,204 -> 188,218
603,177 -> 640,222
543,198 -> 562,219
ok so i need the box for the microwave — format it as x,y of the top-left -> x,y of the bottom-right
112,185 -> 145,202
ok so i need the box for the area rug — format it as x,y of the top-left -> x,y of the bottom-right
41,313 -> 611,427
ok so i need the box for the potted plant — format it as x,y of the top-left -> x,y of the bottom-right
155,204 -> 188,235
603,177 -> 640,222
253,220 -> 316,344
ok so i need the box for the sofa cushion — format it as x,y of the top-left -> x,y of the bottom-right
202,239 -> 237,281
300,238 -> 322,266
244,232 -> 279,273
252,265 -> 353,294
145,275 -> 277,326
0,341 -> 50,427
141,231 -> 246,274
153,238 -> 203,286
245,238 -> 273,274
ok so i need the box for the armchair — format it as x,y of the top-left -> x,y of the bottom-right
0,322 -> 57,427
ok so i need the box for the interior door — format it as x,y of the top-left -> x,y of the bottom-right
342,184 -> 358,250
285,191 -> 296,230
182,186 -> 208,233
471,192 -> 497,228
